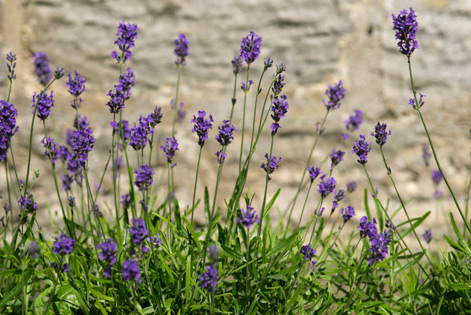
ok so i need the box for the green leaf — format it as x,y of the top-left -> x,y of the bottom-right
364,188 -> 372,219
221,244 -> 244,262
0,268 -> 33,309
265,188 -> 281,213
267,233 -> 298,258
399,211 -> 430,239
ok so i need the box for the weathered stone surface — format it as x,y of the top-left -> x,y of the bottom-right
0,0 -> 469,236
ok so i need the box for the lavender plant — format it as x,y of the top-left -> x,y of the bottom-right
0,9 -> 470,315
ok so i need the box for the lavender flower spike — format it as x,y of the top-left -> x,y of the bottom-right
371,122 -> 392,146
236,205 -> 259,229
0,100 -> 19,161
409,93 -> 426,110
392,8 -> 419,57
174,34 -> 189,66
33,52 -> 52,86
52,234 -> 76,255
160,137 -> 179,163
134,164 -> 155,191
122,259 -> 141,283
344,109 -> 363,132
6,52 -> 17,81
323,80 -> 346,111
240,31 -> 262,65
215,120 -> 236,146
232,55 -> 243,74
66,71 -> 86,109
307,165 -> 322,183
270,94 -> 289,136
352,134 -> 372,165
32,91 -> 55,121
318,175 -> 336,198
112,21 -> 139,63
191,110 -> 214,146
199,265 -> 219,293
261,153 -> 282,180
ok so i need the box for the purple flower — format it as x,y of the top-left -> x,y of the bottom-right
28,241 -> 40,259
106,68 -> 135,114
409,93 -> 425,109
121,194 -> 131,209
339,206 -> 355,222
68,196 -> 75,208
323,80 -> 346,111
422,143 -> 432,167
352,134 -> 372,165
97,239 -> 118,278
52,234 -> 76,255
151,233 -> 162,247
40,137 -> 59,165
6,52 -> 17,81
0,100 -> 19,161
271,73 -> 286,97
264,58 -> 273,69
215,150 -> 227,165
74,114 -> 90,131
112,22 -> 139,63
61,174 -> 73,191
129,218 -> 149,246
91,203 -> 101,216
32,91 -> 55,120
160,137 -> 179,163
240,80 -> 254,92
300,244 -> 317,267
433,189 -> 443,199
261,153 -> 282,181
33,52 -> 52,86
330,149 -> 345,169
129,116 -> 152,151
191,111 -> 214,146
232,55 -> 243,74
392,8 -> 419,57
240,31 -> 262,65
68,127 -> 96,165
66,71 -> 86,109
432,169 -> 443,184
174,34 -> 189,66
199,265 -> 219,293
236,205 -> 259,229
371,123 -> 392,146
307,165 -> 322,183
147,106 -> 163,128
19,191 -> 37,213
134,164 -> 155,191
270,94 -> 289,136
318,175 -> 336,198
215,120 -> 236,146
208,245 -> 219,263
344,109 -> 363,132
347,181 -> 357,193
358,216 -> 377,239
122,259 -> 141,282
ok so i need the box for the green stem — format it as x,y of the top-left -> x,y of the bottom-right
297,182 -> 313,229
172,65 -> 182,137
258,135 -> 274,238
407,57 -> 470,235
191,146 -> 203,225
238,66 -> 250,172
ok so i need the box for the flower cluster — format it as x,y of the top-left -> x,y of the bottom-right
422,229 -> 433,244
344,109 -> 363,132
66,71 -> 86,109
6,52 -> 17,81
261,153 -> 282,180
422,144 -> 432,167
68,126 -> 96,165
32,91 -> 55,121
33,52 -> 52,86
18,191 -> 37,214
409,93 -> 425,110
191,110 -> 214,146
112,21 -> 139,63
240,80 -> 254,92
134,164 -> 155,191
358,216 -> 394,265
160,137 -> 179,164
97,239 -> 118,278
392,8 -> 419,57
339,206 -> 355,222
271,64 -> 287,97
307,165 -> 322,183
240,31 -> 262,65
122,259 -> 141,283
231,55 -> 243,74
106,68 -> 135,114
300,243 -> 317,267
371,123 -> 391,146
52,234 -> 76,255
318,175 -> 336,198
270,94 -> 289,135
432,169 -> 443,184
40,137 -> 59,165
352,134 -> 372,165
0,100 -> 19,161
323,80 -> 346,111
237,205 -> 259,229
330,149 -> 345,169
174,34 -> 189,66
215,120 -> 236,164
347,181 -> 357,193
129,218 -> 149,247
200,245 -> 219,293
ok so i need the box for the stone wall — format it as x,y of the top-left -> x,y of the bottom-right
1,0 -> 469,235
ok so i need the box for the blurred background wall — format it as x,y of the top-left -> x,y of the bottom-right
0,0 -> 469,238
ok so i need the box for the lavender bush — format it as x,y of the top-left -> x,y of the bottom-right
0,9 -> 470,314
